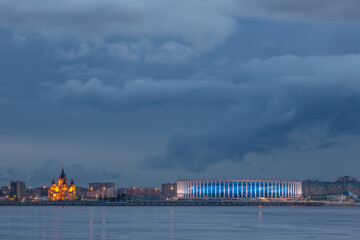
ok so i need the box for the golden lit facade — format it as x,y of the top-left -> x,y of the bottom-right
48,168 -> 76,201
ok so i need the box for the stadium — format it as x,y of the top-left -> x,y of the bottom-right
177,180 -> 302,199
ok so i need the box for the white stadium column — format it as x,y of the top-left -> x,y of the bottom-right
227,181 -> 229,198
212,181 -> 214,198
288,182 -> 291,198
204,181 -> 206,197
233,181 -> 235,198
198,181 -> 200,198
215,181 -> 217,198
294,182 -> 296,198
254,181 -> 258,197
279,181 -> 281,198
237,181 -> 239,198
241,181 -> 244,198
245,181 -> 247,197
278,181 -> 281,198
249,181 -> 252,197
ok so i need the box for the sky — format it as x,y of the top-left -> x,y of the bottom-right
1,0 -> 360,188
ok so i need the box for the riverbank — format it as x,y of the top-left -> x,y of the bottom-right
0,200 -> 358,207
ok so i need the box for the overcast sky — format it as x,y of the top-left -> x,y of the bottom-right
1,0 -> 360,188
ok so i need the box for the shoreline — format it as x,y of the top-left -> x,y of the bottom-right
0,200 -> 358,207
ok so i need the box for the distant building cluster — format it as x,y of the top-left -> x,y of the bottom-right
87,183 -> 116,198
302,176 -> 360,196
1,170 -> 360,203
0,169 -> 173,202
118,187 -> 161,200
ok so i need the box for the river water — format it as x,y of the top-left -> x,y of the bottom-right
0,206 -> 359,239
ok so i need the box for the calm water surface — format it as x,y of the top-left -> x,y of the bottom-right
0,206 -> 359,239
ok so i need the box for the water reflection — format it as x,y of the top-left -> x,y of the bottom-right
169,208 -> 174,240
102,208 -> 106,240
0,206 -> 360,240
258,208 -> 263,234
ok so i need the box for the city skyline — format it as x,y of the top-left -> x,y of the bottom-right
1,1 -> 360,187
2,170 -> 360,202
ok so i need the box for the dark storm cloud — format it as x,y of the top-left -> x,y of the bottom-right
140,55 -> 360,171
47,54 -> 360,171
29,159 -> 121,187
1,0 -> 358,66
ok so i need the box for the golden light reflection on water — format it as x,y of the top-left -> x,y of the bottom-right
102,209 -> 106,240
89,208 -> 94,240
258,207 -> 263,233
170,208 -> 174,239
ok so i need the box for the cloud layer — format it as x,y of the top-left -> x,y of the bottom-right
47,54 -> 360,171
2,0 -> 359,65
1,1 -> 360,185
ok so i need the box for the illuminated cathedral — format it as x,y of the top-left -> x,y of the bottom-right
48,168 -> 76,201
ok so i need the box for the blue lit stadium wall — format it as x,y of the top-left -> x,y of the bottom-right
177,180 -> 302,199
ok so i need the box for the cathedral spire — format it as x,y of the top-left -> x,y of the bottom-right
70,178 -> 74,185
59,168 -> 67,179
51,178 -> 55,185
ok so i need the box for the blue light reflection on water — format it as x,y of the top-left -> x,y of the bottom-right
0,206 -> 359,240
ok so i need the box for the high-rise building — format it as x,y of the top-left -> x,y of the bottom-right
48,168 -> 76,201
10,181 -> 26,200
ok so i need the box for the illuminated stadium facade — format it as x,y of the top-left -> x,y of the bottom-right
177,180 -> 302,199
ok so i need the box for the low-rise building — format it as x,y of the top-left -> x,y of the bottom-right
161,183 -> 177,199
88,183 -> 115,198
327,191 -> 357,201
76,186 -> 89,198
117,187 -> 160,200
303,176 -> 360,196
1,186 -> 10,197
